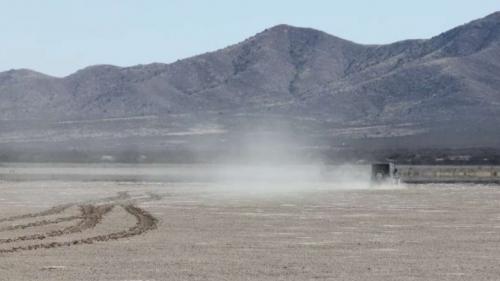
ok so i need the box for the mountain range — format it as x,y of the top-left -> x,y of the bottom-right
1,12 -> 499,163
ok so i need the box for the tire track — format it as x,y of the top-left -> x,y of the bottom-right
0,204 -> 74,224
0,191 -> 129,225
0,192 -> 160,254
0,215 -> 80,232
0,204 -> 157,254
0,204 -> 113,244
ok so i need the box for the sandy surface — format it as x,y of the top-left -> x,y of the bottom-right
1,175 -> 500,280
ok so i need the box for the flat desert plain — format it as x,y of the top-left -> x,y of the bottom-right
0,165 -> 500,280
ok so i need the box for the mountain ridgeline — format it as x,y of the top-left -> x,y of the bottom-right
1,12 -> 500,163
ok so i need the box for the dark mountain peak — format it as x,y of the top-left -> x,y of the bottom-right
247,23 -> 360,62
227,23 -> 360,80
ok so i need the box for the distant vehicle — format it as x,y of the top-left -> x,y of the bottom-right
371,163 -> 399,185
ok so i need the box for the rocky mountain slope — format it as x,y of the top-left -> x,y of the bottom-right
0,12 -> 499,163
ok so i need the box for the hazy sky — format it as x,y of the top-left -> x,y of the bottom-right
1,0 -> 498,77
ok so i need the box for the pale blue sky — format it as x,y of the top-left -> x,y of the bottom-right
1,0 -> 498,77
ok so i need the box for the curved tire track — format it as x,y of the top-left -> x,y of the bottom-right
0,192 -> 159,254
0,204 -> 157,254
0,204 -> 113,244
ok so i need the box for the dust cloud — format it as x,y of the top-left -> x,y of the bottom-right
201,128 -> 391,196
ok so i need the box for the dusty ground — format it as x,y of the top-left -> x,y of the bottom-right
1,166 -> 500,280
